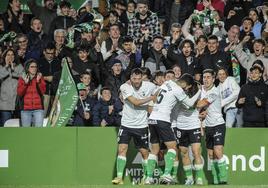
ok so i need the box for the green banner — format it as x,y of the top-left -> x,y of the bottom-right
46,61 -> 78,127
0,128 -> 267,185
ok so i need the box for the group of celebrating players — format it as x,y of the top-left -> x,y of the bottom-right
112,68 -> 227,185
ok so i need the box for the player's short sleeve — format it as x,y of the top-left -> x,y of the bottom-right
147,82 -> 157,95
120,84 -> 133,100
207,89 -> 218,104
174,86 -> 187,101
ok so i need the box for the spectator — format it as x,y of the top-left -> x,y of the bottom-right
125,1 -> 136,21
38,42 -> 61,117
199,35 -> 232,77
80,71 -> 98,99
100,58 -> 127,99
115,36 -> 138,78
172,64 -> 182,80
51,57 -> 79,96
100,24 -> 123,62
195,35 -> 208,60
15,34 -> 30,64
219,25 -> 240,52
53,29 -> 72,61
224,0 -> 251,31
169,39 -> 199,76
248,8 -> 263,39
72,83 -> 96,126
236,65 -> 268,127
196,0 -> 225,17
142,35 -> 171,73
234,38 -> 268,81
239,17 -> 255,53
182,14 -> 205,44
27,17 -> 50,61
166,23 -> 184,65
27,0 -> 57,35
92,87 -> 122,127
217,67 -> 241,128
17,59 -> 46,127
48,0 -> 75,38
72,44 -> 101,86
0,48 -> 23,126
2,0 -> 30,34
127,0 -> 161,44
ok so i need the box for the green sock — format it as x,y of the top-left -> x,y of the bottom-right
116,156 -> 126,178
142,159 -> 148,178
183,165 -> 193,180
211,160 -> 219,184
164,149 -> 176,175
172,161 -> 179,177
147,154 -> 157,178
194,164 -> 204,181
218,157 -> 227,183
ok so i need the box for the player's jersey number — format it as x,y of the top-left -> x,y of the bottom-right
156,89 -> 167,104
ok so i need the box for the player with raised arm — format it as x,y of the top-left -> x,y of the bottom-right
197,69 -> 227,185
112,68 -> 156,185
145,74 -> 201,184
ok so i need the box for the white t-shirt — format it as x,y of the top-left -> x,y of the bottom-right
120,81 -> 156,128
149,80 -> 187,123
217,76 -> 240,113
201,85 -> 225,127
172,103 -> 201,130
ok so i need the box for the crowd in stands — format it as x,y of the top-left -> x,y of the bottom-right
0,0 -> 268,127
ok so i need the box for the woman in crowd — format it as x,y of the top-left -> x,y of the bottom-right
0,48 -> 23,126
17,58 -> 46,127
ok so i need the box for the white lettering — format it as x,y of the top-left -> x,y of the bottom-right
232,155 -> 246,171
249,146 -> 265,172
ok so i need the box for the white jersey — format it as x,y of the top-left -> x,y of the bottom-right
201,85 -> 225,127
120,81 -> 156,128
149,80 -> 187,123
217,76 -> 240,113
172,103 -> 201,130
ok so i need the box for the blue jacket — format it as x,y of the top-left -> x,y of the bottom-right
73,97 -> 96,126
92,98 -> 122,127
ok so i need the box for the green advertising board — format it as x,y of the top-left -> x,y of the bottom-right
0,0 -> 88,13
0,128 -> 267,185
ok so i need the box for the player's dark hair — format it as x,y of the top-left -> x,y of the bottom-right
131,68 -> 143,76
140,67 -> 151,79
203,69 -> 216,77
179,73 -> 195,86
165,70 -> 175,76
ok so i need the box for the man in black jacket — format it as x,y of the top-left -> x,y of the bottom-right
236,65 -> 268,127
39,42 -> 61,117
199,35 -> 232,77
